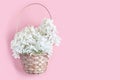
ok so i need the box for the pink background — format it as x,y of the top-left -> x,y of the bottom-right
0,0 -> 120,80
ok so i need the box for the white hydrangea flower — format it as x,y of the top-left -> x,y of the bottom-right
39,18 -> 61,46
11,18 -> 61,59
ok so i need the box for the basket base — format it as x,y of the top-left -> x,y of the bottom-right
20,53 -> 49,74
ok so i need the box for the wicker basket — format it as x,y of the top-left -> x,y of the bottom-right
15,3 -> 52,74
20,53 -> 49,74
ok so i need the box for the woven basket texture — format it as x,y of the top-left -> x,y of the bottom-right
20,53 -> 49,74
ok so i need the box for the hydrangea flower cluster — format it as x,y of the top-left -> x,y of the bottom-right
11,18 -> 61,58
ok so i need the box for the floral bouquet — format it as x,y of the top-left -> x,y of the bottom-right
11,19 -> 61,74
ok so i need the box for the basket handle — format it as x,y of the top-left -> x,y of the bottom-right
16,3 -> 52,32
21,3 -> 52,19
